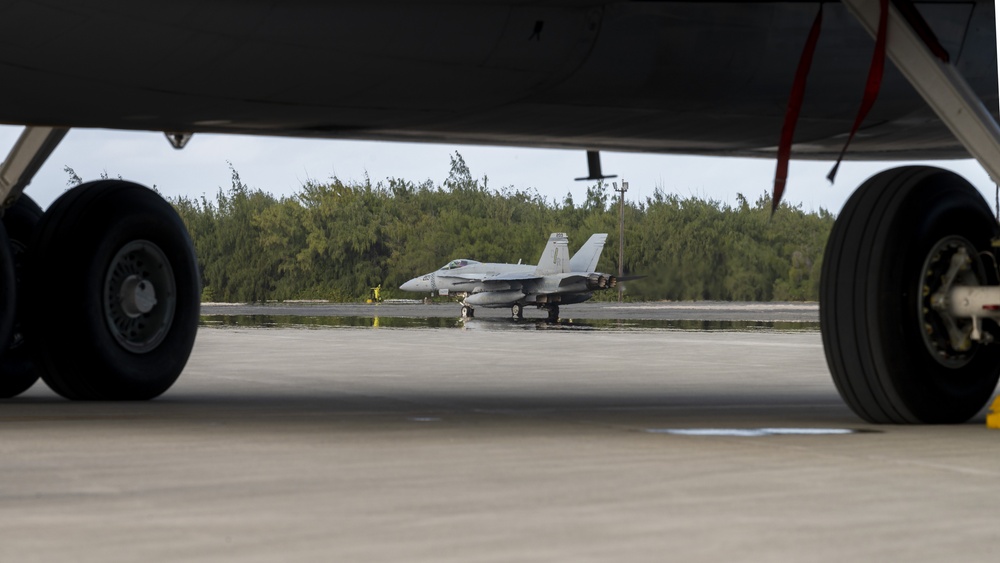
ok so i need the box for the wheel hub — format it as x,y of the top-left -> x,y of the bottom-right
104,240 -> 176,354
918,236 -> 984,368
120,275 -> 157,317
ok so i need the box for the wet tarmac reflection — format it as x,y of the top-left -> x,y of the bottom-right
200,314 -> 819,332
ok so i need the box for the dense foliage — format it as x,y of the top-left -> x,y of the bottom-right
165,153 -> 834,303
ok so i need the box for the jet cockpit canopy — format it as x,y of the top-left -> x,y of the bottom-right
440,259 -> 479,270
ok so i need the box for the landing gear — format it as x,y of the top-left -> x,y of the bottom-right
0,196 -> 43,397
544,304 -> 559,322
0,224 -> 14,375
511,303 -> 523,320
461,305 -> 474,318
821,167 -> 1000,423
23,181 -> 201,400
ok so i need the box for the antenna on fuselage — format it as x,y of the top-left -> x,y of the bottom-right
574,150 -> 617,181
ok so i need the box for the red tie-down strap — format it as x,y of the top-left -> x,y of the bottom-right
772,4 -> 825,214
772,0 -> 951,212
826,0 -> 889,185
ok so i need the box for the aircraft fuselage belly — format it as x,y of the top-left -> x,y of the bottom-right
0,1 -> 994,159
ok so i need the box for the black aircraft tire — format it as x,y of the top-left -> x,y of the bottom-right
0,196 -> 44,398
24,181 -> 201,400
820,166 -> 1000,423
0,224 -> 14,374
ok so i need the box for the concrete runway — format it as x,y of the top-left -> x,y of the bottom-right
2,319 -> 999,561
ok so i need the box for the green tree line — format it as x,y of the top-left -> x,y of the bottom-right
165,153 -> 834,302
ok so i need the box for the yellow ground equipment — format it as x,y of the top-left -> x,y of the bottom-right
987,396 -> 1000,429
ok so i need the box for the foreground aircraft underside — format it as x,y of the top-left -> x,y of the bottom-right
0,0 -> 999,423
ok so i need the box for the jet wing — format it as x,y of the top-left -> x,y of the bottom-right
436,273 -> 489,282
485,272 -> 542,282
436,272 -> 543,290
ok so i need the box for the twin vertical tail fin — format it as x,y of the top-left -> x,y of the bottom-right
569,234 -> 608,273
534,233 -> 571,275
534,232 -> 608,275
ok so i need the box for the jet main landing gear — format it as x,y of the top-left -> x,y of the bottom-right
543,304 -> 559,322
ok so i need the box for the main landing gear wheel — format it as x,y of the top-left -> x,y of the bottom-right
511,303 -> 523,319
24,181 -> 201,400
821,166 -> 1000,423
0,196 -> 44,398
0,224 -> 14,373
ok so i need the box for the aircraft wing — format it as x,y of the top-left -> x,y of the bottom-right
436,273 -> 490,282
485,272 -> 542,283
437,271 -> 547,285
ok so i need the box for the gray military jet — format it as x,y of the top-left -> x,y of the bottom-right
400,233 -> 619,320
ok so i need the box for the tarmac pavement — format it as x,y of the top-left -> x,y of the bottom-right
1,307 -> 998,562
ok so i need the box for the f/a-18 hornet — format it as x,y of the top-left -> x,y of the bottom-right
400,233 -> 620,320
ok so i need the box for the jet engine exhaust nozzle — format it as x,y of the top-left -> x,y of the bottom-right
586,274 -> 608,290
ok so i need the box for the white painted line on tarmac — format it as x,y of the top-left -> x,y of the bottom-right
646,428 -> 856,437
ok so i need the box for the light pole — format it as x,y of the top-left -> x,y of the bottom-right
614,180 -> 628,302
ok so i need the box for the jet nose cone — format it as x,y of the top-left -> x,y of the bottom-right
399,279 -> 420,292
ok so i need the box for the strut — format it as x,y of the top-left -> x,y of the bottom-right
0,127 -> 68,211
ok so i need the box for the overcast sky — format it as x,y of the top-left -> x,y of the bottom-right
1,125 -> 994,217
